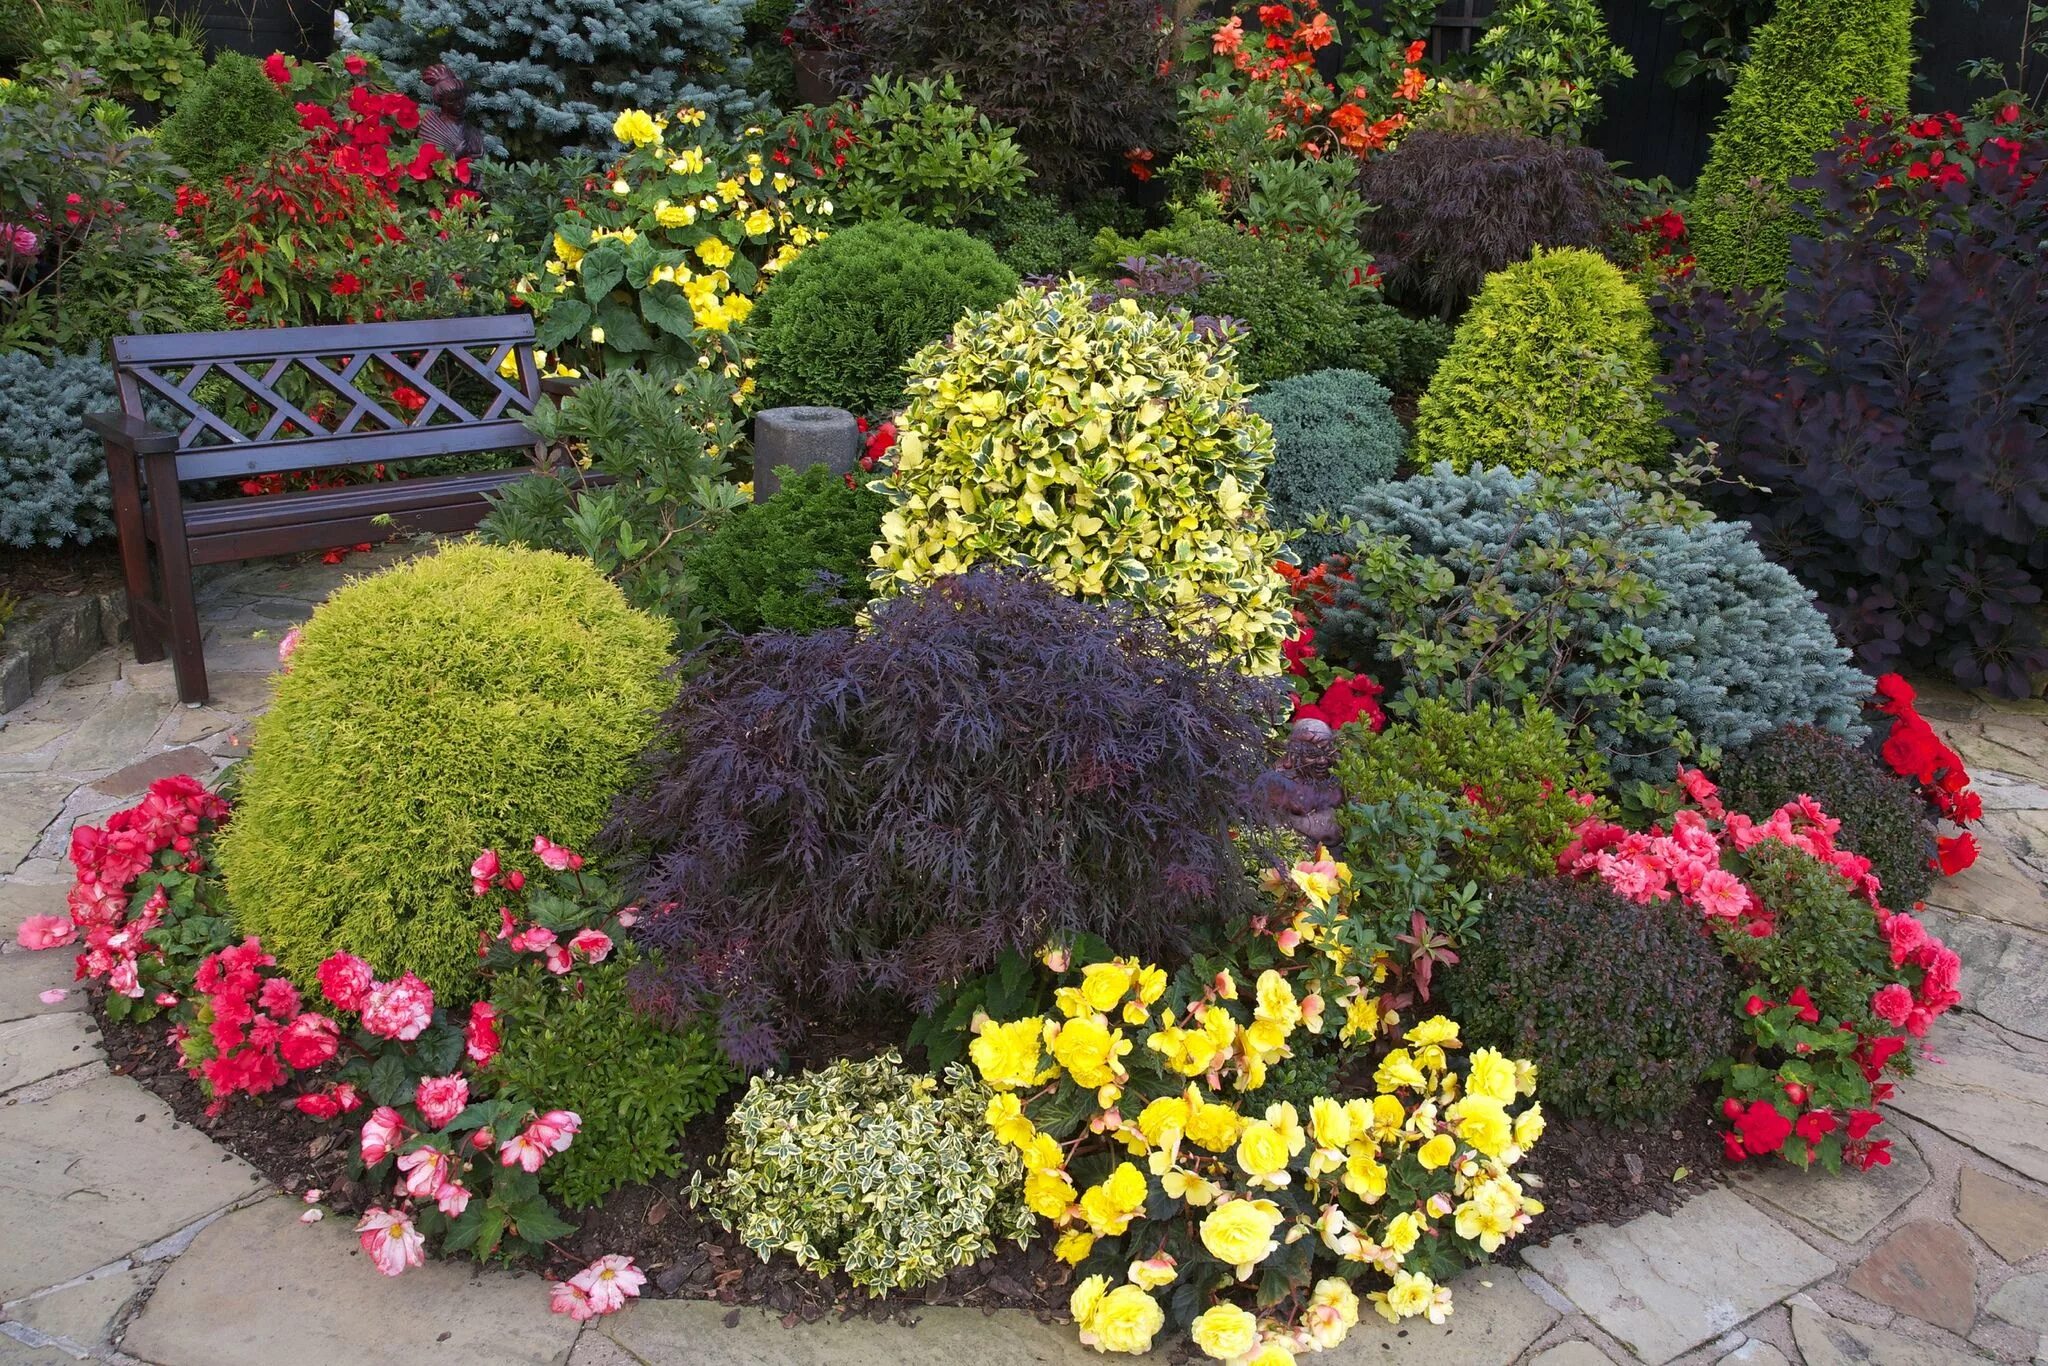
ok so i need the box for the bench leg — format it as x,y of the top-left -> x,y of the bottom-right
102,435 -> 163,663
143,452 -> 209,705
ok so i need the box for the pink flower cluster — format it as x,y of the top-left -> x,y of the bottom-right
24,776 -> 232,996
549,1255 -> 646,1321
498,1109 -> 581,1173
180,937 -> 342,1113
474,839 -> 614,975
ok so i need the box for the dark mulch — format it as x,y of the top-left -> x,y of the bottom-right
0,544 -> 126,611
96,988 -> 1727,1320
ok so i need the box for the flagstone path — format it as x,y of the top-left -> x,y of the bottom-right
1,548 -> 2044,1366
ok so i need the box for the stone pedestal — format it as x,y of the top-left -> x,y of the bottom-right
752,406 -> 861,502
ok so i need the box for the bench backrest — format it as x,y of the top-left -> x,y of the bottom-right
110,314 -> 546,483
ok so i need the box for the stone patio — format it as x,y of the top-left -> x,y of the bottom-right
2,548 -> 2045,1366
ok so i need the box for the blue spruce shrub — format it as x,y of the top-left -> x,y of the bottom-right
1316,465 -> 1871,783
350,0 -> 761,160
1248,369 -> 1404,566
0,352 -> 115,549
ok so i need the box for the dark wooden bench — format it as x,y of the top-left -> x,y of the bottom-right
86,314 -> 553,706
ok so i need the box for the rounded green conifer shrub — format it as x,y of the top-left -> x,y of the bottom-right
1689,0 -> 1913,290
685,463 -> 886,635
1413,247 -> 1665,475
1248,368 -> 1405,565
1448,876 -> 1738,1124
154,51 -> 301,183
217,542 -> 671,996
751,217 -> 1019,418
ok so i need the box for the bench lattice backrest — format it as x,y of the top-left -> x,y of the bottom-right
109,314 -> 545,483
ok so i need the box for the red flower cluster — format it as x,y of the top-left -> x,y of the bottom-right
1838,99 -> 2040,199
1205,2 -> 1423,163
180,937 -> 343,1114
63,777 -> 230,998
1867,674 -> 1981,875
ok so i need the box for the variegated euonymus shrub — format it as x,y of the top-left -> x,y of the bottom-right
692,1053 -> 1034,1293
870,279 -> 1293,675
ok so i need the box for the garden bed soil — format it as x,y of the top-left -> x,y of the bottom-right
97,992 -> 1727,1323
0,544 -> 126,606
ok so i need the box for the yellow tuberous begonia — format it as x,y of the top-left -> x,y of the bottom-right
1189,1303 -> 1259,1361
970,1016 -> 1055,1090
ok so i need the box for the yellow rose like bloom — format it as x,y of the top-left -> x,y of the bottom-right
1305,1276 -> 1361,1349
1136,1095 -> 1189,1147
1189,1303 -> 1259,1361
1342,993 -> 1381,1043
1055,1229 -> 1096,1264
1070,1274 -> 1108,1326
970,1017 -> 1053,1090
1243,1343 -> 1298,1366
1406,1016 -> 1460,1048
656,202 -> 696,228
1449,1095 -> 1512,1159
1377,1270 -> 1436,1323
611,109 -> 661,146
1081,960 -> 1136,1012
1453,1179 -> 1523,1254
1078,1161 -> 1148,1236
1235,1121 -> 1292,1182
1024,1168 -> 1076,1220
1342,1148 -> 1387,1203
1514,1102 -> 1546,1151
1309,1096 -> 1352,1150
1254,970 -> 1301,1029
1514,1058 -> 1540,1097
1374,1049 -> 1428,1094
695,236 -> 735,269
1079,1284 -> 1164,1355
1052,1015 -> 1130,1088
552,233 -> 584,266
1370,1094 -> 1407,1139
1384,1211 -> 1423,1255
1417,1133 -> 1457,1169
715,176 -> 744,203
743,207 -> 775,236
1186,1099 -> 1244,1153
1199,1198 -> 1283,1278
1126,1254 -> 1177,1291
1466,1048 -> 1518,1105
984,1092 -> 1036,1149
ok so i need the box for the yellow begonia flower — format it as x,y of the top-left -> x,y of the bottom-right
1185,1098 -> 1244,1153
969,1016 -> 1055,1090
1077,1161 -> 1148,1237
552,233 -> 584,266
743,207 -> 774,236
1374,1049 -> 1427,1094
1080,960 -> 1136,1012
1405,1016 -> 1460,1048
1189,1303 -> 1258,1361
715,177 -> 744,203
1055,1228 -> 1095,1264
695,236 -> 735,269
656,202 -> 697,228
1077,1284 -> 1163,1355
1448,1095 -> 1513,1159
674,107 -> 707,127
1309,1097 -> 1352,1150
1235,1121 -> 1292,1184
1374,1270 -> 1436,1324
611,109 -> 661,147
1417,1133 -> 1457,1169
1024,1167 -> 1076,1220
1126,1254 -> 1176,1291
1466,1048 -> 1517,1105
668,147 -> 708,175
984,1091 -> 1036,1148
1514,1102 -> 1545,1151
1136,1095 -> 1188,1147
1342,1148 -> 1387,1203
1305,1277 -> 1360,1350
1198,1198 -> 1283,1279
1051,1014 -> 1131,1089
1243,1342 -> 1298,1366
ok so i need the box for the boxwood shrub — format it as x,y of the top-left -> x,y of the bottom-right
684,462 -> 885,635
218,543 -> 672,996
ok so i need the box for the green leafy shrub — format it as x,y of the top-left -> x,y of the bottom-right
780,74 -> 1030,227
154,52 -> 302,183
1719,725 -> 1937,909
693,1053 -> 1034,1292
1333,697 -> 1609,886
1413,247 -> 1665,476
978,193 -> 1092,278
1716,842 -> 1897,1027
685,463 -> 884,634
1312,465 -> 1874,784
751,217 -> 1018,417
1688,0 -> 1913,289
873,280 -> 1291,672
1475,0 -> 1635,141
1093,216 -> 1359,385
485,955 -> 733,1208
0,351 -> 113,549
1448,877 -> 1738,1123
217,543 -> 673,996
1248,368 -> 1404,565
1351,298 -> 1453,394
25,0 -> 202,110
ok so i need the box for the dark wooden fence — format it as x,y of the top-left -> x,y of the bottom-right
177,0 -> 333,62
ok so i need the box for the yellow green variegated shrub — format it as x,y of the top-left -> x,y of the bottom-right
870,279 -> 1292,675
692,1053 -> 1034,1293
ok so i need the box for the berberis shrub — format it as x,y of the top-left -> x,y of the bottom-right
486,956 -> 732,1207
1357,130 -> 1622,319
1449,877 -> 1737,1124
612,571 -> 1284,1065
696,1053 -> 1033,1293
1313,465 -> 1873,783
1247,368 -> 1403,566
1661,110 -> 2048,695
685,462 -> 885,635
218,544 -> 672,996
872,279 -> 1292,673
1719,725 -> 1938,910
1687,0 -> 1912,288
1414,247 -> 1665,476
750,217 -> 1017,418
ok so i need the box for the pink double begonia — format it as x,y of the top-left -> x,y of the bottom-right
356,1208 -> 425,1277
360,972 -> 434,1040
414,1073 -> 469,1128
360,1105 -> 405,1165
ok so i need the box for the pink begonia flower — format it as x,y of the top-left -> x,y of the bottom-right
360,1106 -> 405,1165
17,914 -> 76,950
435,1180 -> 470,1217
317,953 -> 375,1012
277,626 -> 304,671
360,973 -> 434,1041
303,1189 -> 323,1203
532,836 -> 582,872
415,1073 -> 469,1128
470,848 -> 500,897
549,1279 -> 596,1321
543,943 -> 574,975
570,1255 -> 646,1314
509,925 -> 557,954
465,1001 -> 500,1066
498,1129 -> 550,1173
531,1110 -> 581,1153
39,988 -> 69,1005
356,1208 -> 425,1277
396,1144 -> 450,1200
279,1012 -> 341,1070
568,928 -> 612,964
258,976 -> 302,1019
1871,983 -> 1914,1028
108,957 -> 141,998
616,907 -> 639,928
1692,869 -> 1749,920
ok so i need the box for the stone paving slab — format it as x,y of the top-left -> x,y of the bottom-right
576,1302 -> 1097,1366
122,1198 -> 582,1366
1985,1272 -> 2047,1333
1330,1271 -> 1556,1363
1528,1343 -> 1618,1366
1923,910 -> 2048,1043
1790,1302 -> 1990,1366
1924,838 -> 2048,935
1889,1013 -> 2048,1185
1731,1132 -> 1930,1244
0,1075 -> 263,1303
1843,1219 -> 1977,1334
2,1263 -> 155,1354
0,776 -> 72,874
0,1013 -> 99,1093
1957,1168 -> 2048,1264
1520,1188 -> 1835,1365
0,951 -> 83,1022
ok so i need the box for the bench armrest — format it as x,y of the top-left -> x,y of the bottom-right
86,410 -> 179,456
